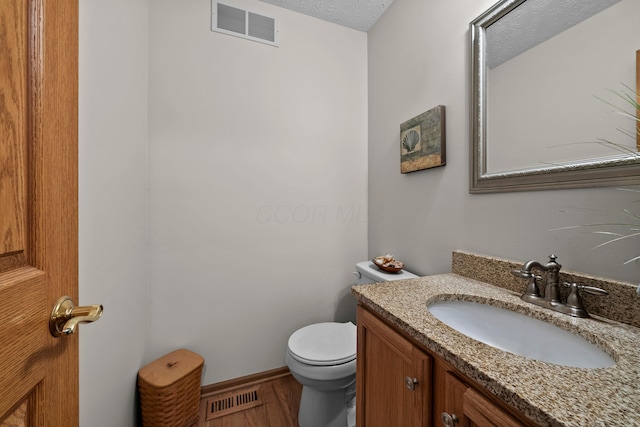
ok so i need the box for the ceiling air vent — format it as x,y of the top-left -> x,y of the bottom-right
212,1 -> 278,46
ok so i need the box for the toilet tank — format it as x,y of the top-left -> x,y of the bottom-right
354,260 -> 418,285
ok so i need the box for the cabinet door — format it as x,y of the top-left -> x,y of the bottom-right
356,307 -> 432,427
463,388 -> 524,427
442,370 -> 467,425
440,370 -> 524,427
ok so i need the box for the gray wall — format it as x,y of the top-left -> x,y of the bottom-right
79,0 -> 149,426
146,0 -> 368,385
368,0 -> 640,284
80,1 -> 367,424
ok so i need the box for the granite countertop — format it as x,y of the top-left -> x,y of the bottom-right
352,273 -> 640,426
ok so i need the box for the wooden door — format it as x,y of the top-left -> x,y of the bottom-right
356,307 -> 432,427
0,0 -> 79,426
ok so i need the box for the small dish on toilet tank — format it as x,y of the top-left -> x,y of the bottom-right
372,254 -> 404,273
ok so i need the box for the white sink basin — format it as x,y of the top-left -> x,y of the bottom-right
428,300 -> 615,368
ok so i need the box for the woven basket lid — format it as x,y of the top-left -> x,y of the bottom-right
138,349 -> 204,388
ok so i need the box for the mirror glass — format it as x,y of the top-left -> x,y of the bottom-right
470,0 -> 640,192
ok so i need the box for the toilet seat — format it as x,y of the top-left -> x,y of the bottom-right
288,322 -> 356,366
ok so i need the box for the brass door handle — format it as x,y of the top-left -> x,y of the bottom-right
50,296 -> 103,337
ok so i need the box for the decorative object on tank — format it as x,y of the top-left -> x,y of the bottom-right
372,254 -> 404,273
400,105 -> 446,173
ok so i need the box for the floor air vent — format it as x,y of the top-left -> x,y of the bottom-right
205,386 -> 263,420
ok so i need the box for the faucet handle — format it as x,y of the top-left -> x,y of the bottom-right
512,269 -> 542,297
563,282 -> 609,297
562,282 -> 608,318
578,285 -> 609,297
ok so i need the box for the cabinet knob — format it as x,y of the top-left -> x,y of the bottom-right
404,376 -> 418,390
441,412 -> 459,426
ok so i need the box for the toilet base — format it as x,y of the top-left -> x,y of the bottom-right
298,384 -> 354,427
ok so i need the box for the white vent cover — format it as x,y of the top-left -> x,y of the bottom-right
212,1 -> 278,46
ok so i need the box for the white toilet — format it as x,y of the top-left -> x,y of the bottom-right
286,260 -> 417,427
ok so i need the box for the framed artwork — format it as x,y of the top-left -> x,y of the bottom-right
400,105 -> 446,173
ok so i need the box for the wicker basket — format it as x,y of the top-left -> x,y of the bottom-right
138,349 -> 204,427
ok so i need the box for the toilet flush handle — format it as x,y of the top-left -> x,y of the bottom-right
353,271 -> 361,279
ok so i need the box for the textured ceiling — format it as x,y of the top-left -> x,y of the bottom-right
259,0 -> 394,32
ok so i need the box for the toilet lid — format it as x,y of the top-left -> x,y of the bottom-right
288,322 -> 356,366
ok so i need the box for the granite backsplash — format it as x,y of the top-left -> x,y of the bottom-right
451,250 -> 640,328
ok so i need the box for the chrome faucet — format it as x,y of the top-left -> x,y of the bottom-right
511,255 -> 608,318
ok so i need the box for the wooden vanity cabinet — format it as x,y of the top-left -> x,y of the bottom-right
356,306 -> 432,427
357,306 -> 531,427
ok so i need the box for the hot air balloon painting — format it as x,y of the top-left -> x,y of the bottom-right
400,105 -> 446,173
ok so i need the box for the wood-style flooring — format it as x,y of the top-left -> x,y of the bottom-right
198,372 -> 302,427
